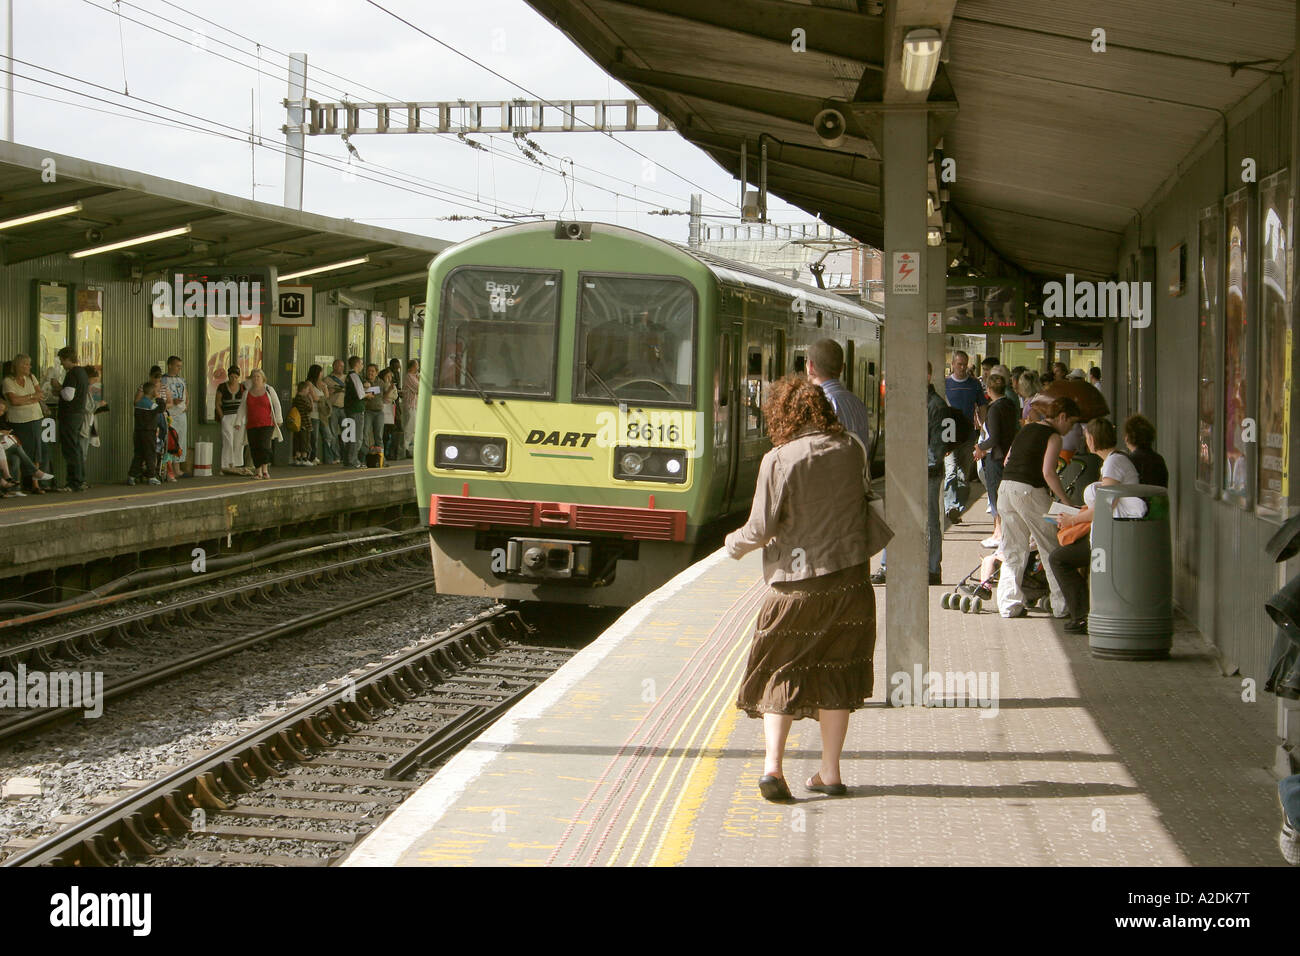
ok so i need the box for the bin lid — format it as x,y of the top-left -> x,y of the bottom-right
1266,511 -> 1300,563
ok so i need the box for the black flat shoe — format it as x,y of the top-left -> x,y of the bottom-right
1064,618 -> 1088,633
758,775 -> 793,801
806,774 -> 847,796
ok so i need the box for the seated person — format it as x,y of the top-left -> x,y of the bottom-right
1122,413 -> 1168,487
0,399 -> 55,496
1049,418 -> 1145,634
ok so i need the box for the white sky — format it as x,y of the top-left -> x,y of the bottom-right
5,0 -> 811,245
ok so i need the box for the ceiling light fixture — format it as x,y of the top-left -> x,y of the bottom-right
279,255 -> 371,282
69,224 -> 191,258
901,28 -> 943,93
0,201 -> 84,231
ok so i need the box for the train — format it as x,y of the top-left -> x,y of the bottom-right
413,220 -> 885,607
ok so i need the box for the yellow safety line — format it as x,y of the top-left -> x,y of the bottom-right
625,640 -> 751,867
604,609 -> 756,866
648,674 -> 747,867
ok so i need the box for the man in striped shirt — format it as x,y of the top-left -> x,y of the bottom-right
807,339 -> 872,462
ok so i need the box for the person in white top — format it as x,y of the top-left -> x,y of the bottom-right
1049,418 -> 1145,633
160,355 -> 188,472
2,353 -> 50,492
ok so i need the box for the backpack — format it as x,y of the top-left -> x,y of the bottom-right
287,406 -> 302,432
937,405 -> 976,454
166,426 -> 180,454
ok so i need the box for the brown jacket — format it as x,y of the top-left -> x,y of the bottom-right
724,427 -> 871,583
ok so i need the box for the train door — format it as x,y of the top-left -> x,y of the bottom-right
845,340 -> 856,391
720,321 -> 745,512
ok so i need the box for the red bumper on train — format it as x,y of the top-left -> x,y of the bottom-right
428,492 -> 688,542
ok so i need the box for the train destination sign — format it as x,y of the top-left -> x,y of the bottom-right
945,278 -> 1028,334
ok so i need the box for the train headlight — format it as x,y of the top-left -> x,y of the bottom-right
435,435 -> 507,472
614,446 -> 687,484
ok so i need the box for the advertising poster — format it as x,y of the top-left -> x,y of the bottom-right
75,287 -> 104,374
1258,170 -> 1291,513
347,309 -> 366,365
1196,206 -> 1220,491
370,312 -> 388,369
205,315 -> 233,422
36,281 -> 70,381
1222,188 -> 1251,503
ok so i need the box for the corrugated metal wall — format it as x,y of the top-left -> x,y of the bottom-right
1116,81 -> 1291,687
0,258 -> 353,484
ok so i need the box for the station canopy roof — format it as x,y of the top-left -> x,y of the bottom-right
0,142 -> 448,303
525,0 -> 1295,284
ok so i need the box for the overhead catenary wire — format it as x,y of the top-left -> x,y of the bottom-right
1,57 -> 538,217
361,0 -> 736,210
0,63 -> 535,219
82,0 -> 712,214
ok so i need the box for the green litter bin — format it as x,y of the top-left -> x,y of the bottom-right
1087,483 -> 1173,660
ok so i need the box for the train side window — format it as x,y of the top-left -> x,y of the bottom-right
746,345 -> 764,435
845,341 -> 856,390
793,351 -> 806,373
771,329 -> 786,379
868,360 -> 876,376
718,334 -> 731,407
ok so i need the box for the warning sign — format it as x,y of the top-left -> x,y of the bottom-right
893,251 -> 920,294
928,311 -> 942,333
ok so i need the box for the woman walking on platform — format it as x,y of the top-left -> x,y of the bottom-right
725,375 -> 880,802
233,369 -> 283,480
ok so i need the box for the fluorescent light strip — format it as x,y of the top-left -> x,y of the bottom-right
0,201 -> 85,231
69,224 -> 192,258
279,256 -> 371,282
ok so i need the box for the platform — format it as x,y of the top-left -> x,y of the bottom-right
345,501 -> 1284,867
0,463 -> 416,586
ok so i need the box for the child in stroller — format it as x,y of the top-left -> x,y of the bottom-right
942,548 -> 1052,613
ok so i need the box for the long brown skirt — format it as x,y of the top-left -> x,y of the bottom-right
736,563 -> 877,720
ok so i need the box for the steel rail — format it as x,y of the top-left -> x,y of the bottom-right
0,543 -> 434,742
4,607 -> 527,867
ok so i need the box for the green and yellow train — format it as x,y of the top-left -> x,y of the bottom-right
414,220 -> 885,606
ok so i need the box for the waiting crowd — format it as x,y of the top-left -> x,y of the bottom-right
0,350 -> 421,496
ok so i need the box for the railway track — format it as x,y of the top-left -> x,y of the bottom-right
4,607 -> 574,867
0,541 -> 435,741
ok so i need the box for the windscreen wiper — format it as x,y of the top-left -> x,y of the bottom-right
459,364 -> 494,405
584,362 -> 621,403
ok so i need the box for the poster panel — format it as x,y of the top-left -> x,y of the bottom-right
1196,206 -> 1221,492
1222,188 -> 1251,504
1258,169 -> 1291,514
204,315 -> 233,422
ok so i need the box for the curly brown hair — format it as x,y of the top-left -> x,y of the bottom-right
764,374 -> 845,446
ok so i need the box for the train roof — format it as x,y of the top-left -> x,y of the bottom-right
678,245 -> 884,323
459,220 -> 883,324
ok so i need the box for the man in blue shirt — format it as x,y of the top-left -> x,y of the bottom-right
807,339 -> 872,460
943,350 -> 986,524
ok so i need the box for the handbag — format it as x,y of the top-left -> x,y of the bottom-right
857,439 -> 894,557
1057,520 -> 1091,547
862,494 -> 894,557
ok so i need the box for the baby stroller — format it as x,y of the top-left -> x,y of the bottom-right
941,548 -> 1051,614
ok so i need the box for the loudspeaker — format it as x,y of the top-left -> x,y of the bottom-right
813,108 -> 847,149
